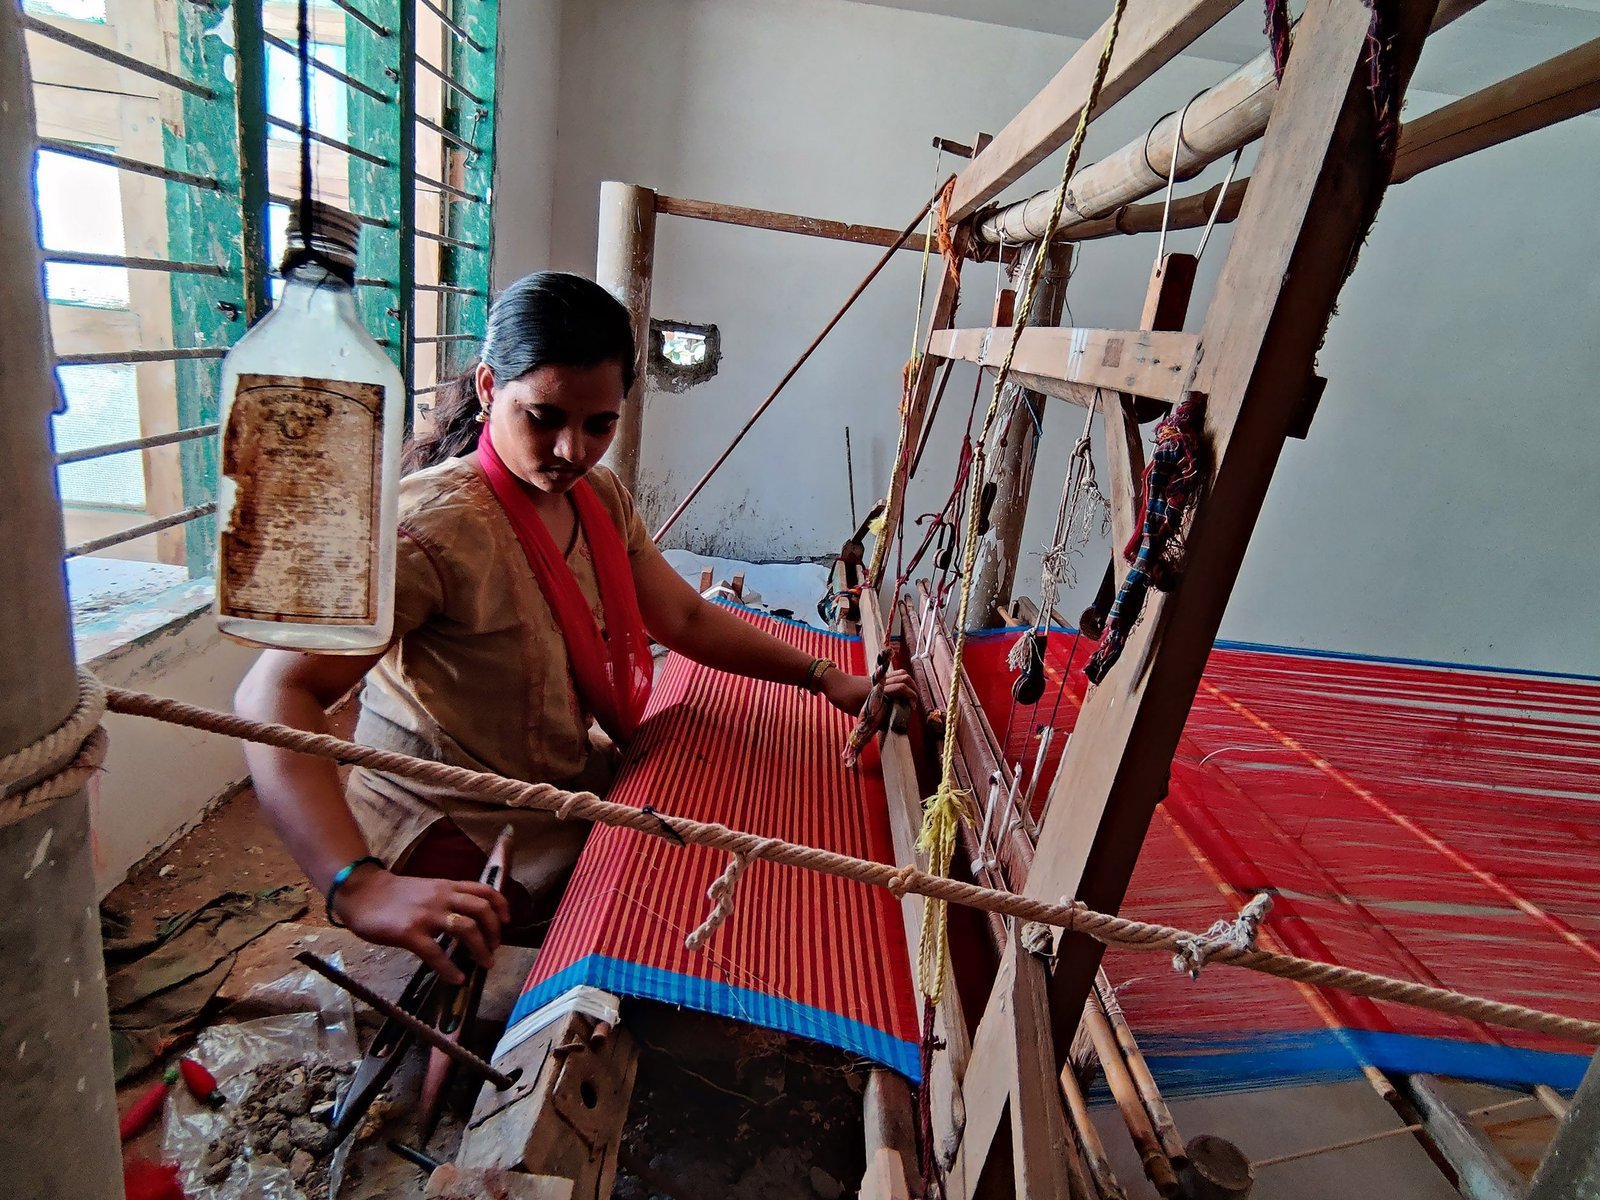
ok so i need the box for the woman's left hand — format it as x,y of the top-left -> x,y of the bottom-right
820,665 -> 915,718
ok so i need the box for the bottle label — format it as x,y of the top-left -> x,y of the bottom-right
219,374 -> 385,624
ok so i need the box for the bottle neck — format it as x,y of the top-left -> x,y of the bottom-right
279,261 -> 358,318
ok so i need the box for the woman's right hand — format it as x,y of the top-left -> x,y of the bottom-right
331,867 -> 511,985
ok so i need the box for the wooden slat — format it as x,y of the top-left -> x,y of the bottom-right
927,325 -> 1198,407
1015,0 -> 1442,1066
946,0 -> 1244,221
1008,932 -> 1085,1200
655,193 -> 935,254
1392,36 -> 1600,183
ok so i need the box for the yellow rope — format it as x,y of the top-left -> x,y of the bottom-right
918,0 -> 1129,1002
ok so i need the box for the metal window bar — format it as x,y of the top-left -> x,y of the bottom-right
414,112 -> 478,154
266,194 -> 397,230
260,30 -> 391,104
412,52 -> 484,106
21,14 -> 217,100
415,282 -> 484,296
414,333 -> 477,343
329,0 -> 393,38
263,116 -> 396,169
38,138 -> 220,191
64,503 -> 218,560
42,250 -> 228,277
415,227 -> 484,251
55,424 -> 220,467
417,0 -> 486,53
55,348 -> 229,367
413,171 -> 480,203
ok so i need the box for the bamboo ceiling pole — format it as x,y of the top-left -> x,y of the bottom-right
0,8 -> 123,1196
1085,995 -> 1182,1197
596,181 -> 657,495
976,0 -> 1490,248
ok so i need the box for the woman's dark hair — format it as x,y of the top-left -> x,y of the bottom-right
403,271 -> 635,473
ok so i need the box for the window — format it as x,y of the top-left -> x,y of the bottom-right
649,318 -> 721,391
36,150 -> 130,309
265,40 -> 349,143
54,366 -> 145,509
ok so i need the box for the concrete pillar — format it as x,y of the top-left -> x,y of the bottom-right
596,181 -> 657,495
0,8 -> 123,1197
1528,1053 -> 1600,1200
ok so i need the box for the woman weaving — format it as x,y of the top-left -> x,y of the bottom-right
237,272 -> 911,984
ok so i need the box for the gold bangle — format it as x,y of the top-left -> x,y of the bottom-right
801,658 -> 835,693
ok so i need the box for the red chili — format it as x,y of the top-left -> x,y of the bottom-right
118,1067 -> 177,1141
176,1057 -> 224,1108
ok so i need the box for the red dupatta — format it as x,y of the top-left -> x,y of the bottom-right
475,421 -> 652,744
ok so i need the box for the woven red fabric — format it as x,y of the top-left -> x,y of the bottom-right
967,628 -> 1600,1096
504,609 -> 922,1077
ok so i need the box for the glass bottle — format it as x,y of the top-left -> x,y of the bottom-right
214,201 -> 403,653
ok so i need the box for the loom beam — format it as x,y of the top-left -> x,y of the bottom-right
596,181 -> 657,494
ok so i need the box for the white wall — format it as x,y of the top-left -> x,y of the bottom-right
491,0 -> 564,282
87,609 -> 257,896
508,0 -> 1600,675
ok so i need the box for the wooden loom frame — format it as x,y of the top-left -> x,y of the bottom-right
461,4 -> 1600,1197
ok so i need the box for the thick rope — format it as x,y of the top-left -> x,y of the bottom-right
920,0 -> 1130,1003
0,667 -> 110,826
92,680 -> 1600,1047
684,837 -> 779,951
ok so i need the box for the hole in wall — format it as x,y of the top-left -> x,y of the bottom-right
648,317 -> 721,392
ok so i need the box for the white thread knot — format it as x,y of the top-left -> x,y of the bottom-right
1172,892 -> 1272,979
685,838 -> 778,951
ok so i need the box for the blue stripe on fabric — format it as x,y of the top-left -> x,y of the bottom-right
1107,1029 -> 1590,1102
967,623 -> 1600,684
510,955 -> 921,1081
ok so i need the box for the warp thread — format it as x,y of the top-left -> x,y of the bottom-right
685,837 -> 780,951
1264,0 -> 1292,82
1173,892 -> 1273,979
1085,393 -> 1207,685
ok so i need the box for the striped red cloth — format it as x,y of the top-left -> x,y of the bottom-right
500,608 -> 922,1078
966,627 -> 1600,1098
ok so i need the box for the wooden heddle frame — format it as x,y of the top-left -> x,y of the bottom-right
506,1 -> 1600,1197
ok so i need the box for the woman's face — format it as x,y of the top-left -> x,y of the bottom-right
478,361 -> 625,495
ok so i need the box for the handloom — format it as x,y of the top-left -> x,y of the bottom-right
961,623 -> 1600,1098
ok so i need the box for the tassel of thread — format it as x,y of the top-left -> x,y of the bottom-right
914,783 -> 971,1001
1264,0 -> 1292,81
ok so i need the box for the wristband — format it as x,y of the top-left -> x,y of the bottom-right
800,658 -> 836,694
325,855 -> 384,927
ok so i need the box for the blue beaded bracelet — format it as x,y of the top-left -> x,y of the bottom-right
325,855 -> 384,926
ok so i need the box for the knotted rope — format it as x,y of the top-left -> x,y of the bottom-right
76,677 -> 1600,1047
684,837 -> 780,951
1174,892 -> 1272,979
0,667 -> 110,827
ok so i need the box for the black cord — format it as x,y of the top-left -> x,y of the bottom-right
298,0 -> 312,223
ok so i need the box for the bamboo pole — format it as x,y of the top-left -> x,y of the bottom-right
654,193 -> 935,254
1084,995 -> 1181,1197
1059,1060 -> 1129,1200
596,181 -> 657,494
0,9 -> 123,1196
1095,972 -> 1188,1167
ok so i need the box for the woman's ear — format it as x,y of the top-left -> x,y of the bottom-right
473,363 -> 496,410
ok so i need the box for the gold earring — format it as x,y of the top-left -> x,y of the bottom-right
475,406 -> 489,425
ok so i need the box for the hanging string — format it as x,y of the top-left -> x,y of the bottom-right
915,0 -> 1130,1005
297,0 -> 313,222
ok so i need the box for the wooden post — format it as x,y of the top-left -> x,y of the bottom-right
1528,1051 -> 1600,1200
0,10 -> 123,1196
1400,1074 -> 1526,1200
861,1070 -> 918,1200
949,0 -> 1443,1177
968,242 -> 1072,629
596,181 -> 657,494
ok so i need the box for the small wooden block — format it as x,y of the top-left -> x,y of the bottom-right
698,568 -> 713,593
731,571 -> 745,600
424,1164 -> 575,1200
992,288 -> 1016,328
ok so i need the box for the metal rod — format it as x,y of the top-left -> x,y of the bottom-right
55,423 -> 218,466
413,112 -> 478,153
21,14 -> 215,99
56,347 -> 227,367
414,227 -> 484,251
42,249 -> 227,277
386,1141 -> 444,1172
63,502 -> 216,559
413,333 -> 477,343
264,116 -> 394,168
1253,1096 -> 1544,1170
293,952 -> 514,1089
652,182 -> 943,542
418,0 -> 486,53
261,30 -> 390,103
38,138 -> 218,191
413,171 -> 480,203
267,192 -> 396,229
415,281 -> 484,296
328,0 -> 391,38
412,52 -> 485,105
355,277 -> 396,289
